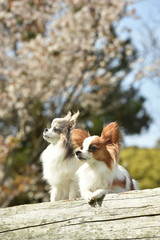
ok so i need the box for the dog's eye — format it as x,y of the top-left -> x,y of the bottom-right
53,127 -> 60,132
81,146 -> 83,150
89,145 -> 97,152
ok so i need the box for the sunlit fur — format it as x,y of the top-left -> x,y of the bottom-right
41,111 -> 80,202
72,122 -> 139,203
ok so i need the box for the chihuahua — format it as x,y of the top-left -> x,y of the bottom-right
41,111 -> 80,201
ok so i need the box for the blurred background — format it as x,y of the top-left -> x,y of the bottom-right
0,0 -> 160,208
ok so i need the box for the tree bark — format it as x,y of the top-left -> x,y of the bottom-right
0,188 -> 160,240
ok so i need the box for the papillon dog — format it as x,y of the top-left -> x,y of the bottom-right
72,122 -> 139,203
41,111 -> 80,201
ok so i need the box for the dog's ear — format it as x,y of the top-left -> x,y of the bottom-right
101,122 -> 121,164
64,111 -> 72,121
72,129 -> 89,147
71,111 -> 79,122
101,122 -> 121,146
69,111 -> 80,129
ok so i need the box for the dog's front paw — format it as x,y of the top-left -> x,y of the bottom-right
84,192 -> 95,203
92,189 -> 107,201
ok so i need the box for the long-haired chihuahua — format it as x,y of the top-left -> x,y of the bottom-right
41,111 -> 80,201
72,122 -> 139,203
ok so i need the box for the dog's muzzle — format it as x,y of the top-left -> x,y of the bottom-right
76,151 -> 81,158
44,128 -> 48,132
75,151 -> 86,161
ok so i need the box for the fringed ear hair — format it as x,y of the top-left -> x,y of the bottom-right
69,111 -> 80,129
72,129 -> 89,148
101,122 -> 121,165
71,111 -> 80,121
101,122 -> 121,147
64,111 -> 72,121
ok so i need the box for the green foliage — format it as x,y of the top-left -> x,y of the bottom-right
11,147 -> 32,175
85,85 -> 151,136
102,86 -> 151,134
120,147 -> 160,189
77,36 -> 151,135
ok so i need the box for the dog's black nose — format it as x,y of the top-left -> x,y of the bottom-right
76,151 -> 81,156
44,128 -> 48,132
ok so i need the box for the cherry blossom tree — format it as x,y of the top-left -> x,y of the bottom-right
0,0 -> 151,206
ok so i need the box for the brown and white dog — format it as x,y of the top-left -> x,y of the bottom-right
41,112 -> 80,201
72,122 -> 139,203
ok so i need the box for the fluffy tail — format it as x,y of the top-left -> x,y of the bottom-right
133,179 -> 139,190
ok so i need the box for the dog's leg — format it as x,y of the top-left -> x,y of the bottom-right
50,186 -> 59,202
80,190 -> 94,203
69,180 -> 80,199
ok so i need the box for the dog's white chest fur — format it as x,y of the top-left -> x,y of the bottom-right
41,142 -> 79,201
77,161 -> 113,192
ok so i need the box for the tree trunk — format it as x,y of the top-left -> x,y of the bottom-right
0,188 -> 160,240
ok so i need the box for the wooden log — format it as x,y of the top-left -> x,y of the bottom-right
0,188 -> 160,240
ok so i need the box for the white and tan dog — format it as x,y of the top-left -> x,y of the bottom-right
41,112 -> 80,201
72,122 -> 139,203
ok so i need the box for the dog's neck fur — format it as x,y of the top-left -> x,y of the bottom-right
60,125 -> 75,160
